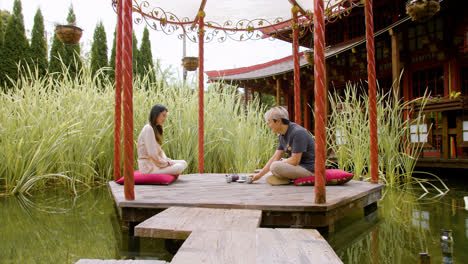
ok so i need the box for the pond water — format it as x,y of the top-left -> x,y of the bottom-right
1,176 -> 467,264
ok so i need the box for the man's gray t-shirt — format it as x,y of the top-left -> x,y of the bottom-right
277,122 -> 315,172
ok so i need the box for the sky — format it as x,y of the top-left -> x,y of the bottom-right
0,0 -> 300,79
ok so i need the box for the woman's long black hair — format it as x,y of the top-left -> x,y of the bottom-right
149,104 -> 168,145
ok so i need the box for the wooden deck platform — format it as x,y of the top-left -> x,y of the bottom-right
134,207 -> 342,264
109,173 -> 384,228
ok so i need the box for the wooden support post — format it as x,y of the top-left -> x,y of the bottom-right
442,112 -> 449,159
390,28 -> 400,96
419,253 -> 431,264
122,0 -> 134,200
292,6 -> 301,125
313,0 -> 326,204
449,58 -> 460,93
444,61 -> 450,96
198,12 -> 205,173
244,87 -> 248,105
276,79 -> 281,106
365,0 -> 379,184
113,0 -> 123,181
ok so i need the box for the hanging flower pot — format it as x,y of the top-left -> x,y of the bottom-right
182,56 -> 199,71
406,0 -> 440,22
55,25 -> 83,45
303,50 -> 314,66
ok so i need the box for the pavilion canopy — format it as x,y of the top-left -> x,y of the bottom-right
132,0 -> 346,32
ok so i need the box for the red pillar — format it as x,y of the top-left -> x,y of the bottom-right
314,0 -> 326,204
365,0 -> 379,184
123,0 -> 134,200
292,7 -> 301,125
113,0 -> 123,181
198,12 -> 205,173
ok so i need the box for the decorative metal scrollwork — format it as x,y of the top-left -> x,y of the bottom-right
111,0 -> 362,43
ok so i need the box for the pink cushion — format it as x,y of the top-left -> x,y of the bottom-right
294,169 -> 354,186
115,170 -> 178,185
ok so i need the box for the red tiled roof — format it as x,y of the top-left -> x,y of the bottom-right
205,52 -> 304,79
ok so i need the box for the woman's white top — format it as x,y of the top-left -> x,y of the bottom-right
137,124 -> 170,174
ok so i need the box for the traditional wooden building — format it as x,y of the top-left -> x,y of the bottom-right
206,0 -> 468,168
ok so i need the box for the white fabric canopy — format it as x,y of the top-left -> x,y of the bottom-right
133,0 -> 346,30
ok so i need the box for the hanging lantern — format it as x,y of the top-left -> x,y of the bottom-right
304,49 -> 314,66
55,24 -> 83,45
406,0 -> 440,22
182,56 -> 199,71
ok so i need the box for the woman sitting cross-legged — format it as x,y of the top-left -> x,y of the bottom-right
137,104 -> 187,175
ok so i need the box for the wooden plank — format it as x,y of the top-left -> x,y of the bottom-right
171,230 -> 256,264
75,260 -> 167,264
256,228 -> 343,264
135,207 -> 262,240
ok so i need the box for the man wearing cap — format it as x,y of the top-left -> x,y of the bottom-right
249,106 -> 315,185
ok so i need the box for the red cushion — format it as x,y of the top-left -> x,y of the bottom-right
115,171 -> 178,185
294,169 -> 354,186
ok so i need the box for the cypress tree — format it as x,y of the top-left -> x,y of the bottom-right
49,32 -> 65,74
109,29 -> 139,82
109,28 -> 117,81
0,14 -> 3,88
1,0 -> 28,86
1,10 -> 11,27
29,8 -> 47,77
138,27 -> 154,77
0,11 -> 10,88
90,21 -> 108,77
0,12 -> 4,48
62,5 -> 82,79
132,31 -> 138,76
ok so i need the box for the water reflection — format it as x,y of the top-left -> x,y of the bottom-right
412,209 -> 430,230
441,229 -> 454,264
0,186 -> 172,263
466,217 -> 468,239
1,184 -> 467,263
331,187 -> 468,264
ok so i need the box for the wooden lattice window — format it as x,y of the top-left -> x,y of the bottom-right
374,3 -> 396,32
346,15 -> 365,40
464,121 -> 468,142
410,124 -> 428,143
411,67 -> 444,98
326,22 -> 344,46
424,112 -> 441,156
408,18 -> 443,52
335,129 -> 347,145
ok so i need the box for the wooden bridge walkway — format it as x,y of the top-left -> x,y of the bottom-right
135,207 -> 343,264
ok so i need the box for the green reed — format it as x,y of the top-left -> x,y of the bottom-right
0,64 -> 275,195
327,82 -> 433,187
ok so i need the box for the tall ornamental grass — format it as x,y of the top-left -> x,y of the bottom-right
327,82 -> 447,191
0,65 -> 275,196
